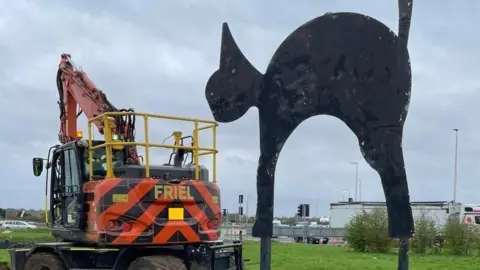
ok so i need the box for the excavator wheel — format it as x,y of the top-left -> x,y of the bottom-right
24,252 -> 66,270
127,255 -> 187,270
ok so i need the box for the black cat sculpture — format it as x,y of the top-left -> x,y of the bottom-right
206,1 -> 414,268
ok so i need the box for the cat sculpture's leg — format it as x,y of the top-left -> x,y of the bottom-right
253,115 -> 296,270
359,126 -> 413,270
254,150 -> 279,270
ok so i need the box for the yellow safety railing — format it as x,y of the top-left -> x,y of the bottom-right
87,112 -> 218,182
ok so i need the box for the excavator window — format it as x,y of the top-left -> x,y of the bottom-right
62,148 -> 80,227
51,151 -> 63,225
82,144 -> 125,180
49,144 -> 82,228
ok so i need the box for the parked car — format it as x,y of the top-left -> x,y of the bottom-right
294,235 -> 329,244
1,220 -> 38,229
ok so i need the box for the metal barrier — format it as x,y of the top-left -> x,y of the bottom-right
221,224 -> 346,239
88,112 -> 218,181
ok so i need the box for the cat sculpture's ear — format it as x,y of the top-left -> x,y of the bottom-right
205,22 -> 263,123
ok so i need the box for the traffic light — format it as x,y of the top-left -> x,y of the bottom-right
238,206 -> 243,215
297,204 -> 303,217
296,204 -> 310,217
222,209 -> 227,216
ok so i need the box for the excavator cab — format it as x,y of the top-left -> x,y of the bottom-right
30,141 -> 85,239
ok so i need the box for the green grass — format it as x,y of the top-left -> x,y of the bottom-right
0,231 -> 478,269
242,241 -> 478,270
0,229 -> 52,243
0,249 -> 10,263
0,251 -> 8,263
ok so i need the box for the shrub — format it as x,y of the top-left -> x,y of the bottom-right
345,208 -> 392,253
345,210 -> 369,252
411,209 -> 438,254
443,219 -> 478,256
473,227 -> 480,256
346,207 -> 480,256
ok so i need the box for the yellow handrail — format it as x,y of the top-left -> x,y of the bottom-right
87,111 -> 218,182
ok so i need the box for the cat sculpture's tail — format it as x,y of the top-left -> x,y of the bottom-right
398,0 -> 413,47
397,2 -> 414,270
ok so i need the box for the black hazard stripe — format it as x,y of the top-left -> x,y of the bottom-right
130,199 -> 214,244
167,229 -> 188,243
128,201 -> 198,244
204,183 -> 221,209
172,232 -> 188,243
186,184 -> 216,219
102,180 -> 158,244
97,179 -> 143,214
108,194 -> 173,244
115,184 -> 158,221
105,182 -> 212,244
108,200 -> 194,244
130,208 -> 171,244
113,182 -> 198,223
120,182 -> 215,221
154,222 -> 200,244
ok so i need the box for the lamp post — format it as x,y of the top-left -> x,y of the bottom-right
453,128 -> 459,202
351,162 -> 359,201
245,194 -> 249,222
358,179 -> 362,201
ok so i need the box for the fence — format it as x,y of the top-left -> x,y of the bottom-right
220,224 -> 346,242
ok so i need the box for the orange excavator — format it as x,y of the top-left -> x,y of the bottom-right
9,54 -> 243,270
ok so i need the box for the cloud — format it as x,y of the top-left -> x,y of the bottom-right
1,0 -> 479,219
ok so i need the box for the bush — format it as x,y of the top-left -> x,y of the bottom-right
346,208 -> 480,256
345,208 -> 392,253
411,209 -> 438,254
345,210 -> 369,252
443,219 -> 479,256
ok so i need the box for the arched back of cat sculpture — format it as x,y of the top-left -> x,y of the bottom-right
205,0 -> 414,241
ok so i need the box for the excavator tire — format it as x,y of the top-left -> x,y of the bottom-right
127,255 -> 187,270
24,252 -> 66,270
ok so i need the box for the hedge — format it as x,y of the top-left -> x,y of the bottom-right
345,208 -> 480,256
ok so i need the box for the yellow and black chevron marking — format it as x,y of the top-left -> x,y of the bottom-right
87,178 -> 221,245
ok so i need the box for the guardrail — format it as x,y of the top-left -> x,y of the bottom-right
88,111 -> 218,181
221,224 -> 346,239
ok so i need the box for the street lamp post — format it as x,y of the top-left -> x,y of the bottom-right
351,162 -> 359,201
358,179 -> 362,201
453,128 -> 459,202
246,194 -> 249,222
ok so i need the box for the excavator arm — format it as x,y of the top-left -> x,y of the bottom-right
56,53 -> 139,164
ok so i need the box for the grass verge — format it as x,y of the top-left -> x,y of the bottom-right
0,232 -> 477,269
0,229 -> 52,243
242,241 -> 478,269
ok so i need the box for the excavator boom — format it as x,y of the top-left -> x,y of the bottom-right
56,53 -> 138,163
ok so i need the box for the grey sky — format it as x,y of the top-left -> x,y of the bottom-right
1,0 -> 479,217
